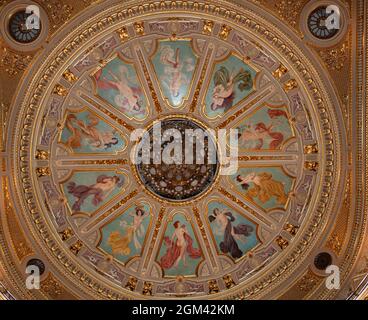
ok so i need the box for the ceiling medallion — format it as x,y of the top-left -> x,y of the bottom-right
135,117 -> 219,202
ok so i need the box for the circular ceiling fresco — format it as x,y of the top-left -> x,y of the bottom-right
2,0 -> 367,300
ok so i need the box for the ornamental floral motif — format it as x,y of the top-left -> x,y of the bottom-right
39,0 -> 73,30
41,275 -> 63,297
0,46 -> 33,76
298,274 -> 319,292
275,0 -> 304,27
319,43 -> 348,71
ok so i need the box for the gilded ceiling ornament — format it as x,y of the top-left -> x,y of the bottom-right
137,50 -> 162,113
16,242 -> 33,260
304,144 -> 318,154
143,207 -> 165,270
35,149 -> 49,160
59,228 -> 73,241
343,173 -> 352,207
36,167 -> 50,177
272,64 -> 288,80
219,25 -> 232,40
189,48 -> 212,112
62,70 -> 78,83
284,223 -> 299,236
274,0 -> 303,28
117,27 -> 129,42
134,22 -> 145,36
319,43 -> 348,71
223,275 -> 236,289
305,161 -> 319,172
193,206 -> 216,266
0,46 -> 33,76
53,84 -> 68,96
208,280 -> 220,294
142,282 -> 153,296
40,0 -> 73,30
203,20 -> 214,35
327,234 -> 342,254
284,79 -> 298,92
125,276 -> 138,291
275,236 -> 289,250
70,240 -> 83,255
41,275 -> 63,297
235,293 -> 246,300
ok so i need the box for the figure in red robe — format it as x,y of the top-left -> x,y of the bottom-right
160,221 -> 201,269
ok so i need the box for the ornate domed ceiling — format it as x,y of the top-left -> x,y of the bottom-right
0,0 -> 367,300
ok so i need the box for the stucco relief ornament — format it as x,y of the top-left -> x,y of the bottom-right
0,46 -> 33,76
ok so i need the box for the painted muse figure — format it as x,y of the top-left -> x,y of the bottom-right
67,175 -> 124,212
95,65 -> 145,115
210,66 -> 253,112
108,205 -> 149,256
129,206 -> 149,250
236,172 -> 288,205
160,221 -> 201,269
159,45 -> 194,99
237,109 -> 288,150
209,208 -> 253,259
